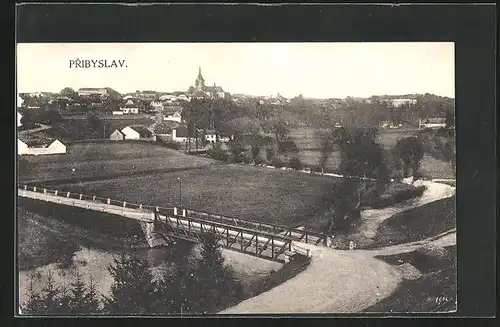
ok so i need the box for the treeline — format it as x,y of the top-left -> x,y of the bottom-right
20,233 -> 244,315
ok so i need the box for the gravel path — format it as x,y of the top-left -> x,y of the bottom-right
219,180 -> 456,314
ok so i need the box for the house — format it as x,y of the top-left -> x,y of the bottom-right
18,138 -> 67,156
204,130 -> 217,144
121,125 -> 154,140
109,129 -> 125,141
164,112 -> 182,123
120,100 -> 139,114
419,118 -> 447,129
172,125 -> 189,143
390,98 -> 417,107
17,112 -> 23,127
203,130 -> 230,143
150,101 -> 164,110
17,139 -> 29,155
78,88 -> 109,97
121,107 -> 139,114
112,111 -> 124,116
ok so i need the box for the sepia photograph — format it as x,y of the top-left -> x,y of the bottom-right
16,42 -> 457,316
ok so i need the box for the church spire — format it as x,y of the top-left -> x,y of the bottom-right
198,66 -> 203,78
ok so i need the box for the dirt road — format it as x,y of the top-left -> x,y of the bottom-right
219,180 -> 456,314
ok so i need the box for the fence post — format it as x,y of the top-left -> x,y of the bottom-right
54,190 -> 58,196
24,185 -> 27,190
43,188 -> 47,194
123,202 -> 127,208
139,204 -> 143,209
156,206 -> 159,212
79,194 -> 83,200
93,196 -> 96,201
66,192 -> 70,198
107,198 -> 111,205
33,187 -> 37,192
174,207 -> 177,216
182,209 -> 186,217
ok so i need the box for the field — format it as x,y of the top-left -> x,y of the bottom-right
371,196 -> 456,248
18,142 -> 216,183
56,165 -> 342,226
289,128 -> 455,179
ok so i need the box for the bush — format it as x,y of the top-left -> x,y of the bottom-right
364,185 -> 426,209
207,145 -> 229,162
271,156 -> 286,168
288,157 -> 302,170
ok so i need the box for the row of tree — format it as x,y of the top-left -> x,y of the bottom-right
21,233 -> 244,315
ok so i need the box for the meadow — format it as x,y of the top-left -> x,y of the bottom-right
18,142 -> 216,183
289,127 -> 455,179
56,165 -> 342,227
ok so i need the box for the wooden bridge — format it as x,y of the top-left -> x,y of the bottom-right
17,185 -> 328,263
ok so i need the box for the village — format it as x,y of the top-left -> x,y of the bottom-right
17,45 -> 457,316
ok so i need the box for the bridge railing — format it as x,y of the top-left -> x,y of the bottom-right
19,185 -> 327,246
19,185 -> 175,216
185,208 -> 328,246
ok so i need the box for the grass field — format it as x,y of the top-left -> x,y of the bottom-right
289,128 -> 455,179
365,245 -> 457,312
56,165 -> 342,226
18,142 -> 216,183
371,196 -> 456,248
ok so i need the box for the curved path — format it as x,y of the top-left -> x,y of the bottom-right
219,180 -> 456,314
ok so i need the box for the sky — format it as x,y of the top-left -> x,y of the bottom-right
16,42 -> 455,99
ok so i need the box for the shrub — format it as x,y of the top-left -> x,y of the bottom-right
207,145 -> 229,162
271,156 -> 286,168
288,157 -> 302,170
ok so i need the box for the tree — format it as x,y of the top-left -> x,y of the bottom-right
278,138 -> 299,158
104,253 -> 160,315
65,271 -> 101,314
335,126 -> 389,181
445,109 -> 455,128
393,136 -> 425,178
195,232 -> 243,313
317,179 -> 368,233
60,87 -> 78,99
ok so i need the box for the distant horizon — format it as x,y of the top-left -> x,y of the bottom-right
17,87 -> 455,100
17,43 -> 455,99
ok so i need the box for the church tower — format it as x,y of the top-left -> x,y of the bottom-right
195,67 -> 205,91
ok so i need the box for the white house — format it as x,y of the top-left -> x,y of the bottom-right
121,107 -> 139,114
17,139 -> 29,155
164,111 -> 182,123
150,101 -> 164,110
17,112 -> 23,127
391,98 -> 417,107
109,129 -> 125,141
112,111 -> 124,116
18,139 -> 67,156
172,125 -> 189,143
121,125 -> 154,140
204,131 -> 217,144
419,118 -> 447,129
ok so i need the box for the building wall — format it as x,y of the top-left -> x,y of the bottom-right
121,127 -> 141,140
19,140 -> 67,156
18,140 -> 29,155
109,130 -> 125,141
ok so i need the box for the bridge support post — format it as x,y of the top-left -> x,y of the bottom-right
174,207 -> 177,215
139,204 -> 143,209
66,192 -> 70,198
79,194 -> 83,200
93,196 -> 96,201
24,185 -> 27,190
123,202 -> 127,207
43,189 -> 47,194
54,190 -> 58,196
107,198 -> 111,205
33,187 -> 36,192
182,209 -> 186,217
